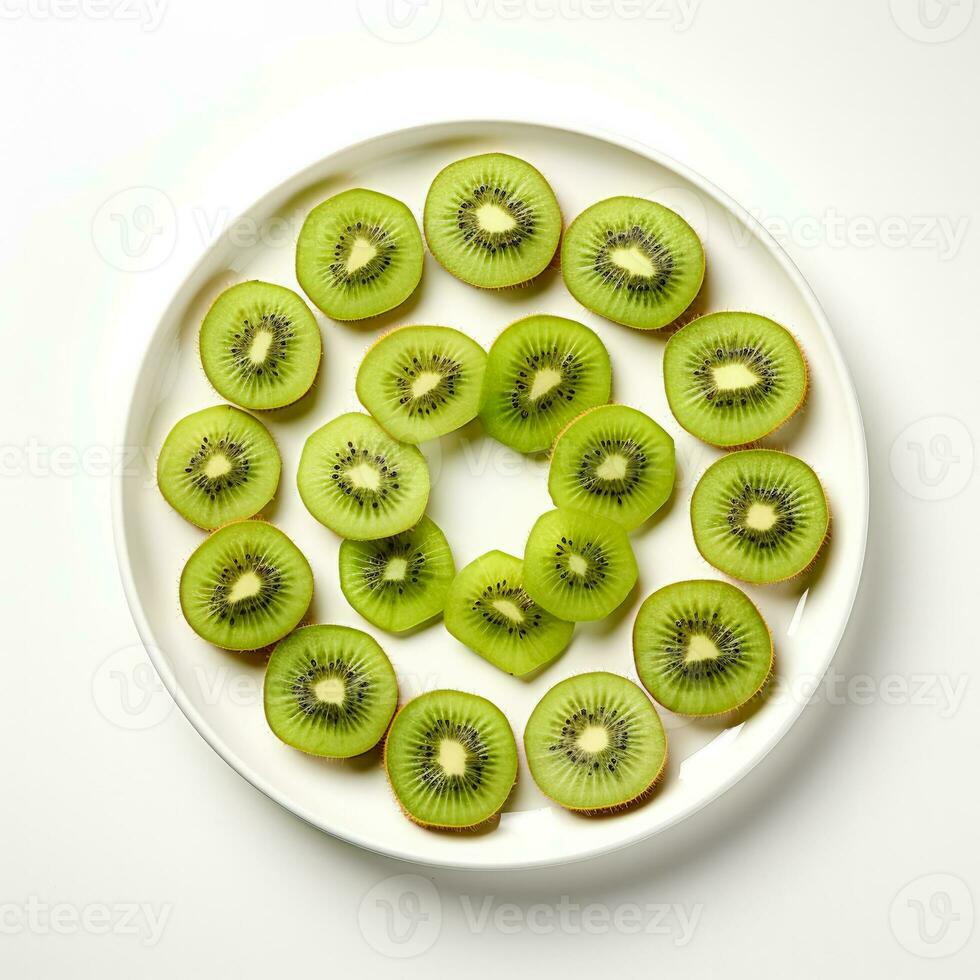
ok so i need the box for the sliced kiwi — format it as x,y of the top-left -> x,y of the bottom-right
479,314 -> 612,454
384,689 -> 518,829
356,325 -> 487,444
297,412 -> 430,540
296,188 -> 423,321
423,153 -> 561,288
664,312 -> 808,446
633,580 -> 773,715
264,625 -> 398,758
523,508 -> 638,622
561,196 -> 704,330
157,405 -> 281,530
691,449 -> 830,583
444,550 -> 574,677
548,404 -> 675,531
179,520 -> 313,651
339,516 -> 455,633
524,672 -> 667,812
199,281 -> 321,410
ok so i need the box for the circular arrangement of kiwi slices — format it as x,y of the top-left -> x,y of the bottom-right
444,550 -> 574,677
264,625 -> 398,758
479,314 -> 612,454
523,508 -> 638,622
561,196 -> 705,330
157,405 -> 281,530
664,312 -> 808,447
296,188 -> 424,321
385,689 -> 518,829
423,152 -> 562,289
179,520 -> 314,651
691,449 -> 830,584
339,516 -> 455,633
633,580 -> 773,716
199,281 -> 322,410
548,404 -> 676,531
356,325 -> 488,444
524,672 -> 667,812
297,412 -> 430,540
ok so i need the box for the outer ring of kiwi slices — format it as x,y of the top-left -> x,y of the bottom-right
523,672 -> 668,814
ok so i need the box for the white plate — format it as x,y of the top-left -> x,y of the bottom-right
113,120 -> 868,870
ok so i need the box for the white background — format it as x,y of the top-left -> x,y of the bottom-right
2,0 -> 978,975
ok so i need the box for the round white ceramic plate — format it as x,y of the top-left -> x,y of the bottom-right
114,120 -> 868,870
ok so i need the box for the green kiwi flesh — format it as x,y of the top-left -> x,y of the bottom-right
523,508 -> 638,622
561,196 -> 704,330
157,405 -> 281,530
356,325 -> 487,443
691,449 -> 829,583
479,314 -> 612,454
199,281 -> 321,410
264,625 -> 398,758
179,520 -> 313,651
664,312 -> 808,446
524,672 -> 667,812
297,412 -> 430,540
339,516 -> 455,633
633,580 -> 773,715
548,404 -> 675,530
384,690 -> 518,829
296,188 -> 423,320
444,550 -> 574,676
423,153 -> 562,288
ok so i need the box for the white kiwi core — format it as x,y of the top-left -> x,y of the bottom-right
576,725 -> 610,754
227,570 -> 262,604
345,237 -> 378,273
476,203 -> 517,234
203,453 -> 233,479
596,453 -> 628,481
610,246 -> 655,278
685,634 -> 721,664
384,557 -> 408,582
567,553 -> 589,577
745,502 -> 778,532
346,461 -> 382,492
438,739 -> 468,777
248,329 -> 274,365
313,676 -> 346,705
410,371 -> 443,398
492,598 -> 524,624
712,362 -> 759,391
529,367 -> 562,401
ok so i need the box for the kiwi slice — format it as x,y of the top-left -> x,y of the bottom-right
356,325 -> 487,444
664,312 -> 808,447
691,449 -> 830,584
444,550 -> 574,677
384,689 -> 518,829
199,281 -> 322,410
561,197 -> 704,330
295,188 -> 423,321
264,625 -> 398,757
548,404 -> 675,531
633,580 -> 773,715
157,405 -> 281,530
524,672 -> 667,812
339,517 -> 455,633
297,412 -> 430,540
179,520 -> 314,651
423,153 -> 561,288
479,314 -> 612,454
523,508 -> 638,622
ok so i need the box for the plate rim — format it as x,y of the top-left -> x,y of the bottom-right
111,117 -> 870,870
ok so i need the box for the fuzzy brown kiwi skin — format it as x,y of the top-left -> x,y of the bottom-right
664,313 -> 810,450
423,157 -> 562,290
688,449 -> 832,586
178,518 -> 314,653
382,694 -> 518,833
631,580 -> 776,719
